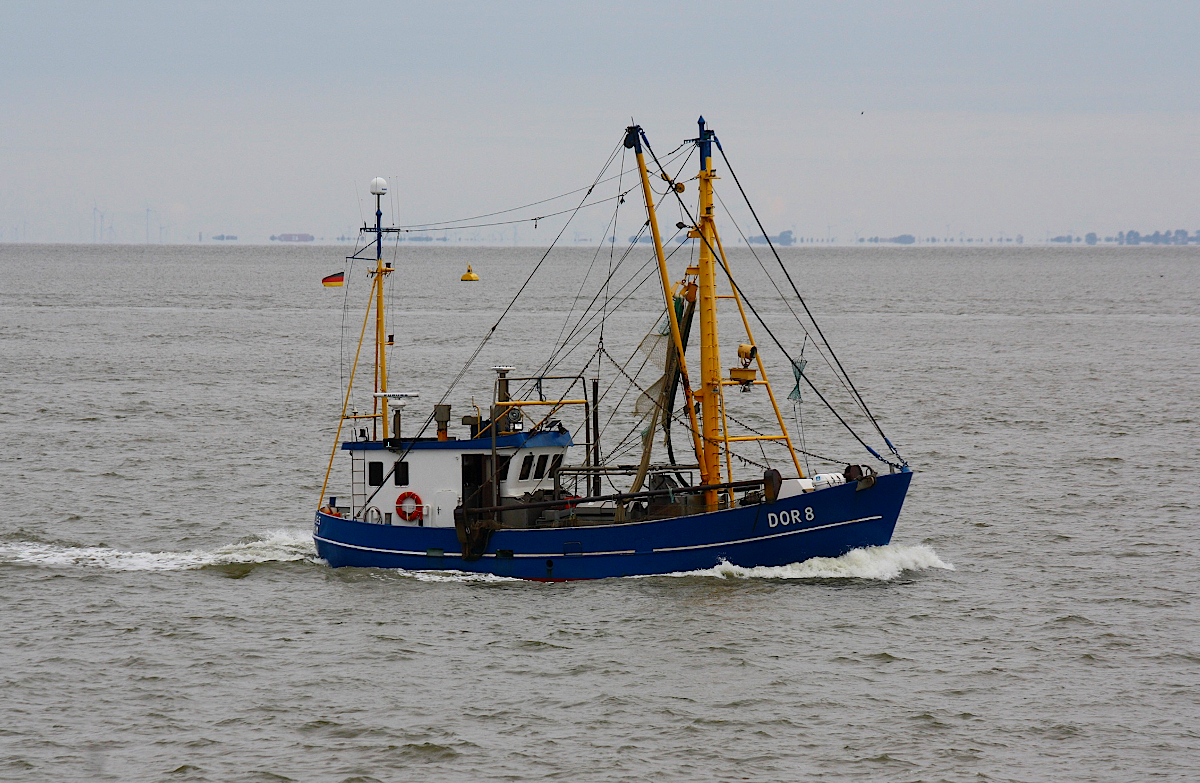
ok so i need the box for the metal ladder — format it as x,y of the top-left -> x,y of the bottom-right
350,451 -> 367,518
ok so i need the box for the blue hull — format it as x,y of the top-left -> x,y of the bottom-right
313,471 -> 911,580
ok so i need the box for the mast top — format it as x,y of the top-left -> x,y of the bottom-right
623,125 -> 641,152
370,177 -> 388,196
697,117 -> 714,171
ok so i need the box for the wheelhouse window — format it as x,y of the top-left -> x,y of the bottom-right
533,454 -> 549,480
368,461 -> 384,486
394,460 -> 409,486
497,457 -> 512,482
518,454 -> 534,481
550,454 -> 563,477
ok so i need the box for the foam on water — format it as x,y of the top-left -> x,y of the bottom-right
659,544 -> 954,581
394,569 -> 522,583
1,533 -> 950,583
0,529 -> 320,571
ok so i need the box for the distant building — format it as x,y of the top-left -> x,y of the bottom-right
747,230 -> 795,246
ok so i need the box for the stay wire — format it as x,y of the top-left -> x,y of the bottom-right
395,188 -> 636,234
713,138 -> 903,462
713,187 -> 871,422
535,225 -> 687,386
640,129 -> 898,467
393,145 -> 633,229
519,144 -> 693,395
602,146 -> 627,356
536,200 -> 622,384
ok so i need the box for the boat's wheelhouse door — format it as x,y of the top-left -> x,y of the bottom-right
461,454 -> 493,517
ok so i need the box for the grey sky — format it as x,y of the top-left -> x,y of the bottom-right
2,1 -> 1197,243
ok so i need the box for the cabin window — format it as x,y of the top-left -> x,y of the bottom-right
368,461 -> 384,486
497,457 -> 511,482
533,454 -> 549,480
519,454 -> 534,481
394,460 -> 409,486
550,454 -> 563,477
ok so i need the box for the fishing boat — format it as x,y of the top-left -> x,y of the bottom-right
313,119 -> 912,580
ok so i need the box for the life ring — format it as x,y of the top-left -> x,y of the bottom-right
395,491 -> 423,522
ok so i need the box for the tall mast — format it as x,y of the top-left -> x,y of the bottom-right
369,177 -> 392,440
695,117 -> 723,508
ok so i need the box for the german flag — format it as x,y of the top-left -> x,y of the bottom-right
322,272 -> 345,287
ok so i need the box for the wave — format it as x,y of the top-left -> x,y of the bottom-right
659,544 -> 954,581
0,529 -> 320,572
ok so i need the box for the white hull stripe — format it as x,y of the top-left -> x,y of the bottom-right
650,515 -> 882,553
313,515 -> 883,560
313,536 -> 431,558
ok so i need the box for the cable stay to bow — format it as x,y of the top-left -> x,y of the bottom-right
713,139 -> 906,465
637,125 -> 907,470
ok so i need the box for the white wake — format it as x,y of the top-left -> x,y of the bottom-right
661,544 -> 954,581
0,535 -> 951,582
0,529 -> 319,572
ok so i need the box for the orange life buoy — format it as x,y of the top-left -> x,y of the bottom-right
395,491 -> 423,522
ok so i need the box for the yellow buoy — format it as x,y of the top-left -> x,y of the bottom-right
461,264 -> 480,282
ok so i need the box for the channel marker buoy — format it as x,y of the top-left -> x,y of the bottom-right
461,264 -> 480,282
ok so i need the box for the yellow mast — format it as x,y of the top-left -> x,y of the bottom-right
317,176 -> 392,509
694,117 -> 723,509
375,257 -> 389,439
370,178 -> 392,440
629,120 -> 805,509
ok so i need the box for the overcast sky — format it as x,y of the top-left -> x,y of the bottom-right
2,1 -> 1197,244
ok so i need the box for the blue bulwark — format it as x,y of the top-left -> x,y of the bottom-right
341,430 -> 573,452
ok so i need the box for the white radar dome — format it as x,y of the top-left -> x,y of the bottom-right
369,177 -> 388,195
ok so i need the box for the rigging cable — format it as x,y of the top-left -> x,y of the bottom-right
535,225 -> 686,389
391,153 -> 675,230
712,187 -> 871,422
599,345 -> 775,471
713,137 -> 905,463
394,187 -> 637,234
349,137 -> 627,516
518,144 -> 694,397
639,127 -> 902,468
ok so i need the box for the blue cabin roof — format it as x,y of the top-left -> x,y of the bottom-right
341,429 -> 573,452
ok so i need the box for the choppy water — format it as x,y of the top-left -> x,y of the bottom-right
1,243 -> 1197,782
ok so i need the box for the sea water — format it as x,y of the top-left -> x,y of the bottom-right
1,243 -> 1196,781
